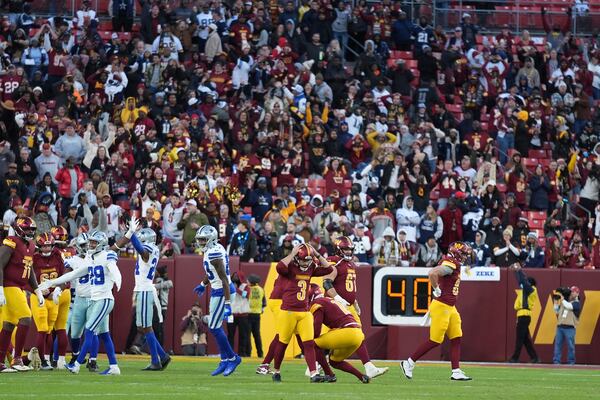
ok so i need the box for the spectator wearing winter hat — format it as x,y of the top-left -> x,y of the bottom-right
373,226 -> 400,266
522,232 -> 545,268
177,199 -> 209,253
494,226 -> 521,267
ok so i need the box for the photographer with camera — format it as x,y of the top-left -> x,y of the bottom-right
180,304 -> 208,356
508,262 -> 540,363
553,286 -> 581,365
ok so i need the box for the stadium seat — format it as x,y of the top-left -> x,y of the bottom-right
562,229 -> 574,240
117,200 -> 131,211
430,191 -> 440,201
528,149 -> 548,158
528,219 -> 544,229
538,237 -> 546,248
523,158 -> 538,171
497,183 -> 507,193
528,211 -> 547,220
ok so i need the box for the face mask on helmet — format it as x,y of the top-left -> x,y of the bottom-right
296,255 -> 312,271
339,246 -> 353,260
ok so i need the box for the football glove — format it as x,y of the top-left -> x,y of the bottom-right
52,287 -> 63,305
334,295 -> 350,307
37,280 -> 51,293
34,288 -> 45,306
193,283 -> 206,297
223,302 -> 232,318
433,286 -> 442,298
125,216 -> 140,239
0,286 -> 6,306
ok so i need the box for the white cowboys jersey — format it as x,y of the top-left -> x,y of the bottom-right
88,250 -> 122,301
64,255 -> 92,298
134,244 -> 160,292
203,243 -> 231,290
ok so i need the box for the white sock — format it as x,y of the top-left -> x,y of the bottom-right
90,357 -> 97,361
44,355 -> 50,362
58,356 -> 65,363
452,368 -> 461,372
408,358 -> 415,366
364,361 -> 375,370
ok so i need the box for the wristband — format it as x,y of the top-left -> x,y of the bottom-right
225,300 -> 231,305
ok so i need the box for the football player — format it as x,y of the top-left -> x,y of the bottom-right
128,227 -> 171,371
30,233 -> 65,370
39,224 -> 136,375
400,241 -> 473,381
49,225 -> 75,368
193,225 -> 242,376
270,243 -> 333,383
0,217 -> 45,372
255,274 -> 285,375
65,233 -> 101,372
322,236 -> 388,379
308,284 -> 369,383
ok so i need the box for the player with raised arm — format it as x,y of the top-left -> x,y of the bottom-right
49,225 -> 76,368
270,243 -> 333,383
38,222 -> 137,375
129,227 -> 171,371
64,233 -> 101,372
193,225 -> 242,377
308,284 -> 370,383
29,232 -> 65,370
0,217 -> 45,373
400,241 -> 473,381
322,236 -> 388,379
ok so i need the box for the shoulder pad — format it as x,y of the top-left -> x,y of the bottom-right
440,259 -> 458,270
2,238 -> 16,249
309,303 -> 322,314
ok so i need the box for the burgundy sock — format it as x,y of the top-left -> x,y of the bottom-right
14,324 -> 30,358
273,341 -> 287,370
36,332 -> 46,356
355,342 -> 371,364
0,329 -> 12,363
262,334 -> 279,364
46,334 -> 53,357
330,359 -> 364,380
314,348 -> 334,376
450,337 -> 461,369
56,330 -> 68,356
296,334 -> 304,352
410,339 -> 439,362
302,340 -> 317,373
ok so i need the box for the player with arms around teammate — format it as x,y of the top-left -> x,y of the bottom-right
401,241 -> 473,381
29,232 -> 66,370
193,225 -> 242,377
49,225 -> 76,368
271,243 -> 333,383
322,236 -> 388,379
64,233 -> 101,372
128,227 -> 171,371
39,224 -> 134,375
255,274 -> 286,375
0,217 -> 46,373
308,284 -> 370,383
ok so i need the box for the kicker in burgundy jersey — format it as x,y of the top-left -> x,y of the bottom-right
276,260 -> 332,312
436,256 -> 461,306
327,255 -> 357,304
1,236 -> 35,289
33,248 -> 65,295
310,296 -> 359,330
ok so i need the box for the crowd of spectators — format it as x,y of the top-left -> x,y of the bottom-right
0,0 -> 599,269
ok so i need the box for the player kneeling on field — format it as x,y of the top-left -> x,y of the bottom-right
308,284 -> 370,383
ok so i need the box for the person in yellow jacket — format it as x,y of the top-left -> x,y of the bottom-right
247,274 -> 266,358
508,262 -> 540,363
120,97 -> 140,131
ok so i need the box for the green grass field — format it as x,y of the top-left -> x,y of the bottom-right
2,356 -> 599,399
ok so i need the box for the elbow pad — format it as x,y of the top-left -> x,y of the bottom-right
323,279 -> 334,291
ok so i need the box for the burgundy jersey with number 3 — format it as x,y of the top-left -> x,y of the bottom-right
276,260 -> 332,312
436,256 -> 461,306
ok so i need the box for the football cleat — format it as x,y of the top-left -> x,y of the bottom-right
272,372 -> 282,383
450,369 -> 472,381
400,360 -> 414,379
211,360 -> 228,376
160,355 -> 172,371
27,347 -> 42,371
223,355 -> 242,376
323,375 -> 337,383
10,357 -> 32,372
40,360 -> 54,371
256,363 -> 272,375
309,374 -> 325,383
69,354 -> 80,365
66,362 -> 81,374
0,363 -> 17,373
87,360 -> 99,372
361,375 -> 371,384
99,366 -> 121,376
142,363 -> 163,371
366,365 -> 388,379
56,358 -> 66,370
